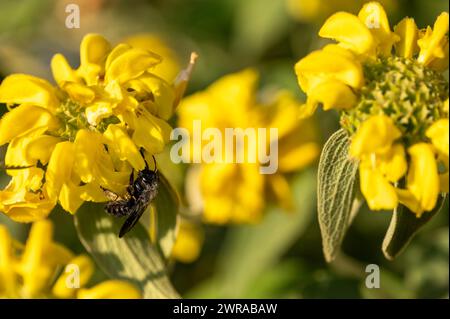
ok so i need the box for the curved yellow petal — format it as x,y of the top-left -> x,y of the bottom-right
46,141 -> 74,201
129,108 -> 172,155
359,159 -> 398,211
127,74 -> 175,120
123,34 -> 181,83
350,115 -> 402,158
358,2 -> 400,56
105,48 -> 161,84
308,79 -> 357,111
319,11 -> 375,55
418,12 -> 449,66
77,280 -> 141,299
0,74 -> 58,109
295,49 -> 364,94
78,34 -> 111,85
426,119 -> 449,157
394,17 -> 419,58
403,143 -> 440,215
62,82 -> 95,104
51,53 -> 79,86
377,143 -> 407,183
0,104 -> 59,145
25,135 -> 61,165
103,124 -> 145,170
52,255 -> 94,299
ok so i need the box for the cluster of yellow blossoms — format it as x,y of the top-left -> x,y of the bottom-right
0,33 -> 192,222
178,69 -> 319,224
0,220 -> 140,298
295,2 -> 449,216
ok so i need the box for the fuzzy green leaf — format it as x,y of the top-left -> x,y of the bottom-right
74,200 -> 179,299
318,129 -> 360,262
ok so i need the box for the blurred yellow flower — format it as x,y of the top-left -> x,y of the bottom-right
0,220 -> 140,298
294,2 -> 449,216
178,69 -> 320,224
0,33 -> 195,222
286,0 -> 397,24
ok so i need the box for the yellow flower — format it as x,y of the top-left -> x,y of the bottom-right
178,69 -> 320,224
285,0 -> 397,24
0,220 -> 141,298
0,33 -> 195,222
295,2 -> 449,216
171,218 -> 204,263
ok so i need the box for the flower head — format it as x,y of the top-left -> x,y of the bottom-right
178,69 -> 320,224
0,33 -> 195,222
0,220 -> 140,298
295,2 -> 449,216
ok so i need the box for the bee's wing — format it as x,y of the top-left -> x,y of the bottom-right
118,204 -> 147,238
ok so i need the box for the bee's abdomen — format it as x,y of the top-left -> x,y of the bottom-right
105,200 -> 133,217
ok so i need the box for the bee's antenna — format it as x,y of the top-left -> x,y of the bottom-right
152,155 -> 157,173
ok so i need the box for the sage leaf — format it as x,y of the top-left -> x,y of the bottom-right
382,195 -> 447,260
74,202 -> 179,299
318,129 -> 360,262
152,174 -> 179,259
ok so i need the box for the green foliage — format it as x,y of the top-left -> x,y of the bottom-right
318,129 -> 360,262
74,174 -> 180,299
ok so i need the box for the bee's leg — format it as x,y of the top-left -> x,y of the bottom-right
100,186 -> 120,201
129,169 -> 135,185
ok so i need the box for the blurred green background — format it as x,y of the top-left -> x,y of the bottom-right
0,0 -> 448,299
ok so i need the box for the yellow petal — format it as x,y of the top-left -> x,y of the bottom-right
127,74 -> 175,120
358,2 -> 400,56
350,115 -> 402,158
46,142 -> 75,201
0,104 -> 59,145
295,49 -> 364,94
129,108 -> 172,154
171,220 -> 204,263
418,12 -> 449,66
404,143 -> 440,215
51,53 -> 79,85
123,33 -> 181,83
74,129 -> 129,194
426,119 -> 449,157
77,280 -> 141,299
359,159 -> 398,210
377,143 -> 407,183
394,17 -> 419,58
319,11 -> 375,55
18,220 -> 54,297
308,79 -> 357,111
0,74 -> 59,109
298,100 -> 318,119
78,34 -> 111,85
103,124 -> 145,170
105,48 -> 161,84
25,135 -> 61,165
0,225 -> 18,297
5,128 -> 48,167
278,142 -> 320,172
52,255 -> 94,299
62,82 -> 95,104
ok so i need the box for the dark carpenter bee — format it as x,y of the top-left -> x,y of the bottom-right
102,152 -> 159,238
